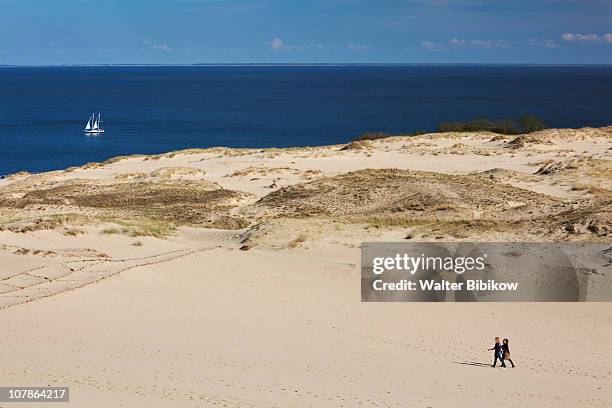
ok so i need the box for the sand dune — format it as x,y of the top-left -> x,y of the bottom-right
0,127 -> 611,407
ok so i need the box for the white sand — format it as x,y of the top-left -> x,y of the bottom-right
0,128 -> 611,407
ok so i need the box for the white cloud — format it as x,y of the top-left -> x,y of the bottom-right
562,33 -> 598,42
346,43 -> 375,51
144,40 -> 172,52
562,32 -> 612,44
420,41 -> 443,51
449,38 -> 508,48
422,38 -> 508,50
153,44 -> 172,52
266,38 -> 286,50
266,38 -> 335,51
448,38 -> 467,47
526,38 -> 558,49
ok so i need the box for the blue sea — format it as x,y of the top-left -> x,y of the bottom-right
1,65 -> 611,175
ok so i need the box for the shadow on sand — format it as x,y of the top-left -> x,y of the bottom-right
452,361 -> 492,368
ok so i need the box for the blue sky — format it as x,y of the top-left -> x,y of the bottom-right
1,0 -> 611,64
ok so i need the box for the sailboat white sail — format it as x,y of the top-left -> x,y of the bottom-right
84,113 -> 94,131
84,112 -> 104,134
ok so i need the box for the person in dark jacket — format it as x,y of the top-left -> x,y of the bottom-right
502,338 -> 515,368
489,337 -> 505,368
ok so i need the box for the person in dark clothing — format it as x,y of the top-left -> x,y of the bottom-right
489,337 -> 506,368
502,338 -> 515,368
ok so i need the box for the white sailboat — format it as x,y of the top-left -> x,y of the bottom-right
84,113 -> 104,134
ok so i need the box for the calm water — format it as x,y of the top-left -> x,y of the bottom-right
1,65 -> 611,175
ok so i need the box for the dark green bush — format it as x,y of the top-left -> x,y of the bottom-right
489,119 -> 519,135
355,131 -> 391,141
517,116 -> 547,133
352,116 -> 547,142
436,122 -> 465,133
437,116 -> 547,135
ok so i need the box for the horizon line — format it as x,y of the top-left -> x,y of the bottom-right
2,62 -> 612,67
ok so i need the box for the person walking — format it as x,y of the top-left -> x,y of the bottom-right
489,337 -> 506,368
502,338 -> 515,368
